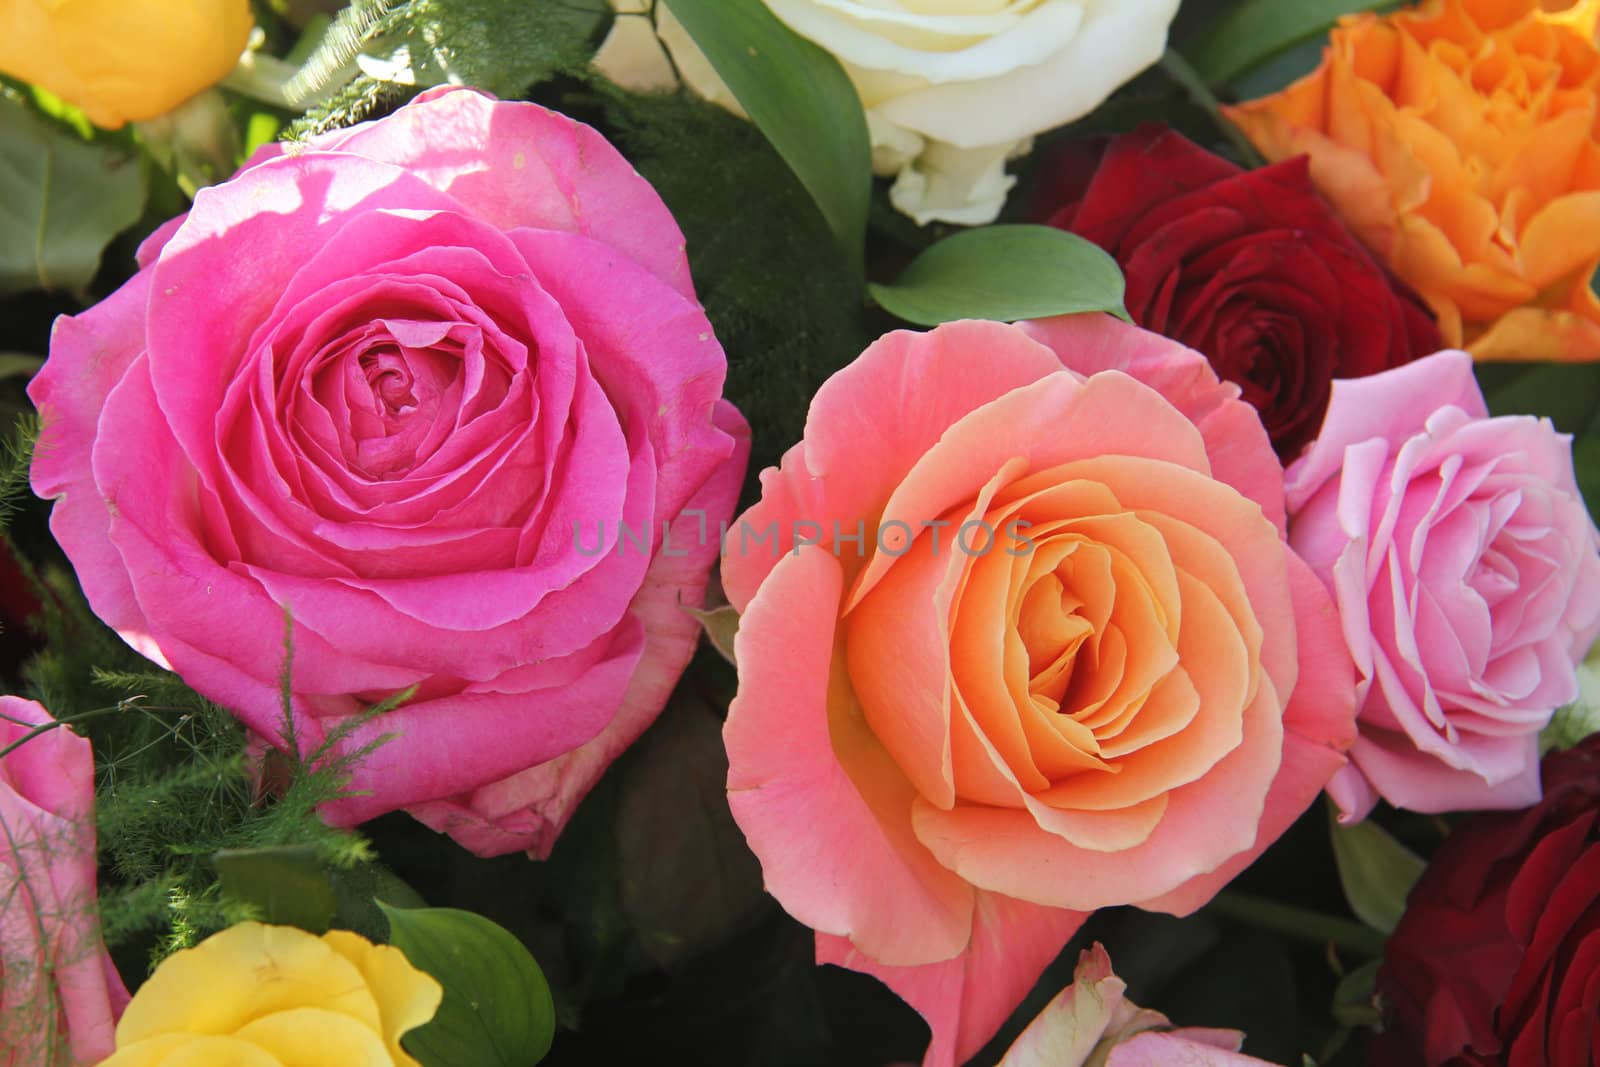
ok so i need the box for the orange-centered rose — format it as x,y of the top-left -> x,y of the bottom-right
720,316 -> 1357,1067
1228,0 -> 1600,361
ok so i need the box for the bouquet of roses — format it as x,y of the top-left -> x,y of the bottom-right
1,1 -> 1598,1064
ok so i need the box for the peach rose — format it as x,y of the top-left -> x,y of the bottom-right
721,316 -> 1357,1067
1227,0 -> 1600,361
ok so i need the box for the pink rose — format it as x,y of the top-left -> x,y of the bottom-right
997,944 -> 1279,1067
28,87 -> 749,857
1286,351 -> 1600,820
0,696 -> 128,1065
721,315 -> 1355,1067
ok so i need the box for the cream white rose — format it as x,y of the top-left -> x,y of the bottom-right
596,0 -> 1180,225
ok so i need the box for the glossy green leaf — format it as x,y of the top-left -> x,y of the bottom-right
869,225 -> 1127,327
213,846 -> 338,933
0,96 -> 145,296
1187,0 -> 1400,86
380,904 -> 555,1067
665,0 -> 870,274
1481,362 -> 1600,433
1328,802 -> 1425,934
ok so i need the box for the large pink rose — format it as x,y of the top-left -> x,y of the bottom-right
1286,351 -> 1600,820
0,696 -> 128,1065
721,315 -> 1355,1067
28,87 -> 750,857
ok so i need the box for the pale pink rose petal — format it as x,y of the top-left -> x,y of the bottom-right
725,544 -> 976,968
1106,1030 -> 1274,1066
1287,348 -> 1600,818
0,697 -> 128,1065
1285,349 -> 1486,511
819,892 -> 1088,1067
995,943 -> 1144,1067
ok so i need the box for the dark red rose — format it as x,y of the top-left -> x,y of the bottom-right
0,539 -> 42,679
1031,125 -> 1441,460
1373,735 -> 1600,1066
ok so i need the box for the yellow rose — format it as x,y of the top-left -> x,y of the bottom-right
95,923 -> 443,1067
0,0 -> 254,128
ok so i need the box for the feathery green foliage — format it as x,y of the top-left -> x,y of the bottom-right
0,412 -> 38,534
284,0 -> 405,106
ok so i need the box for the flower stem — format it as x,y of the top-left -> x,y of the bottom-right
0,704 -> 131,761
1158,49 -> 1267,169
1206,890 -> 1388,957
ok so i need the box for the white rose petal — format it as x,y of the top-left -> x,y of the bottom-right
631,0 -> 1178,226
871,0 -> 1181,148
594,13 -> 682,94
766,0 -> 1085,83
888,137 -> 1027,226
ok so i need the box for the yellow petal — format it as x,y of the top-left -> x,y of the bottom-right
114,923 -> 381,1046
322,930 -> 444,1067
232,1008 -> 394,1067
97,1034 -> 284,1067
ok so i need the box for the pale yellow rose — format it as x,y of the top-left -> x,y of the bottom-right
0,0 -> 254,128
94,923 -> 442,1067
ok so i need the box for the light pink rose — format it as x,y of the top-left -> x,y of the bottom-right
722,315 -> 1355,1067
1286,351 -> 1600,820
997,943 -> 1280,1067
28,87 -> 750,857
0,696 -> 128,1065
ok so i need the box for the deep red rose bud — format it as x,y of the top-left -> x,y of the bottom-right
1373,735 -> 1600,1066
1031,125 -> 1441,460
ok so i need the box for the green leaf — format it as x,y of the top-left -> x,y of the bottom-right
0,353 -> 43,381
328,862 -> 427,943
1481,362 -> 1600,434
0,96 -> 146,296
1328,802 -> 1425,934
1331,959 -> 1382,1028
616,696 -> 765,968
685,603 -> 739,666
869,225 -> 1128,327
213,846 -> 338,933
1574,433 -> 1600,525
665,0 -> 871,275
380,904 -> 556,1067
1187,0 -> 1400,86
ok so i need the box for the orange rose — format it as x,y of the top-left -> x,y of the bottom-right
1227,0 -> 1600,361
